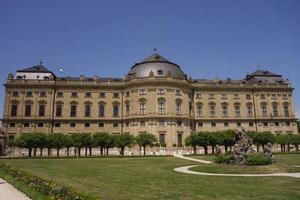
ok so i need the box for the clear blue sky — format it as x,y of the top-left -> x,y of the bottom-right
0,0 -> 299,119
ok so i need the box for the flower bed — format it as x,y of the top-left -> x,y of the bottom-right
0,163 -> 96,200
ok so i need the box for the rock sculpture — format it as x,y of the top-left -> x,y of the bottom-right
264,143 -> 275,163
233,128 -> 255,165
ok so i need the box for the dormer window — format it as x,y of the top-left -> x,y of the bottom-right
157,70 -> 163,75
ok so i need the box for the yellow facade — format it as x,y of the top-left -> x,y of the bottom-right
1,53 -> 298,150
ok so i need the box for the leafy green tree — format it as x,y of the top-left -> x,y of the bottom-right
297,120 -> 300,133
275,134 -> 287,152
208,132 -> 221,154
64,134 -> 73,157
219,130 -> 235,152
49,133 -> 66,157
115,133 -> 134,156
197,132 -> 210,155
16,133 -> 36,157
135,133 -> 157,156
185,133 -> 199,155
104,134 -> 116,155
291,134 -> 300,151
36,134 -> 47,156
82,134 -> 94,156
71,133 -> 84,157
93,132 -> 110,156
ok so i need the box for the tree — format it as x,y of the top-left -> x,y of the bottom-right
219,130 -> 235,152
135,133 -> 157,156
115,133 -> 134,156
93,132 -> 110,156
81,134 -> 93,156
185,133 -> 199,155
71,133 -> 84,157
16,133 -> 36,157
36,134 -> 47,156
104,134 -> 115,155
275,134 -> 287,152
49,133 -> 66,157
291,134 -> 300,151
64,134 -> 72,157
207,132 -> 221,154
197,132 -> 210,155
297,120 -> 300,133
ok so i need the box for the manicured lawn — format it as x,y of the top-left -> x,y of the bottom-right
0,154 -> 300,200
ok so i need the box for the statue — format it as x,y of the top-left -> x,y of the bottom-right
215,145 -> 222,155
264,143 -> 275,163
233,128 -> 255,165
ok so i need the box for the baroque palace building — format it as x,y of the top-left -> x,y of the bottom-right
0,53 -> 298,154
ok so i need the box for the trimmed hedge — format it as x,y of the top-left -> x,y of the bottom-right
0,163 -> 96,200
214,154 -> 233,164
246,154 -> 272,166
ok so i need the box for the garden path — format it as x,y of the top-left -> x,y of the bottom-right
0,178 -> 31,200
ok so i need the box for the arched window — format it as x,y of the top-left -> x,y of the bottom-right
272,102 -> 278,117
221,102 -> 228,117
10,100 -> 19,117
209,102 -> 216,117
196,102 -> 203,117
113,102 -> 119,117
283,102 -> 289,117
70,101 -> 78,117
84,101 -> 92,117
98,101 -> 106,117
55,101 -> 63,117
38,101 -> 47,117
246,103 -> 253,117
234,102 -> 241,117
175,99 -> 182,115
139,99 -> 146,115
158,98 -> 166,115
261,102 -> 267,117
24,100 -> 33,117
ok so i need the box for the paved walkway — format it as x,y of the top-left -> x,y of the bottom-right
173,154 -> 300,178
0,178 -> 31,200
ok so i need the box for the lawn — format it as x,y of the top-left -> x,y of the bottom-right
0,154 -> 300,200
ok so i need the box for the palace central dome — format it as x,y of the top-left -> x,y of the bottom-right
127,53 -> 186,79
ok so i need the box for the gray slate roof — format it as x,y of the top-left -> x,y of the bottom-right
17,65 -> 53,73
142,53 -> 170,63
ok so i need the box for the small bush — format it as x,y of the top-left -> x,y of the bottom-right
246,154 -> 271,166
215,154 -> 233,164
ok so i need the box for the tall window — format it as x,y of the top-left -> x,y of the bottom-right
39,104 -> 45,117
11,104 -> 18,117
176,100 -> 181,115
158,98 -> 165,115
222,104 -> 228,117
209,104 -> 215,117
272,103 -> 278,117
283,104 -> 289,117
140,100 -> 146,115
99,104 -> 105,117
85,105 -> 91,117
247,104 -> 253,117
261,103 -> 267,117
234,104 -> 240,117
56,104 -> 62,117
177,133 -> 183,147
25,104 -> 31,117
159,133 -> 166,145
113,104 -> 119,117
196,104 -> 202,117
125,103 -> 130,116
70,105 -> 77,117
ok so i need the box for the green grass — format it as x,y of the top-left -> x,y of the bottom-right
0,170 -> 49,200
0,154 -> 300,200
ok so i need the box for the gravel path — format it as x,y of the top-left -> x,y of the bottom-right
0,178 -> 31,200
174,154 -> 300,178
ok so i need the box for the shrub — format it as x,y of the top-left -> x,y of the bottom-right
0,163 -> 95,200
246,153 -> 271,166
214,154 -> 233,164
